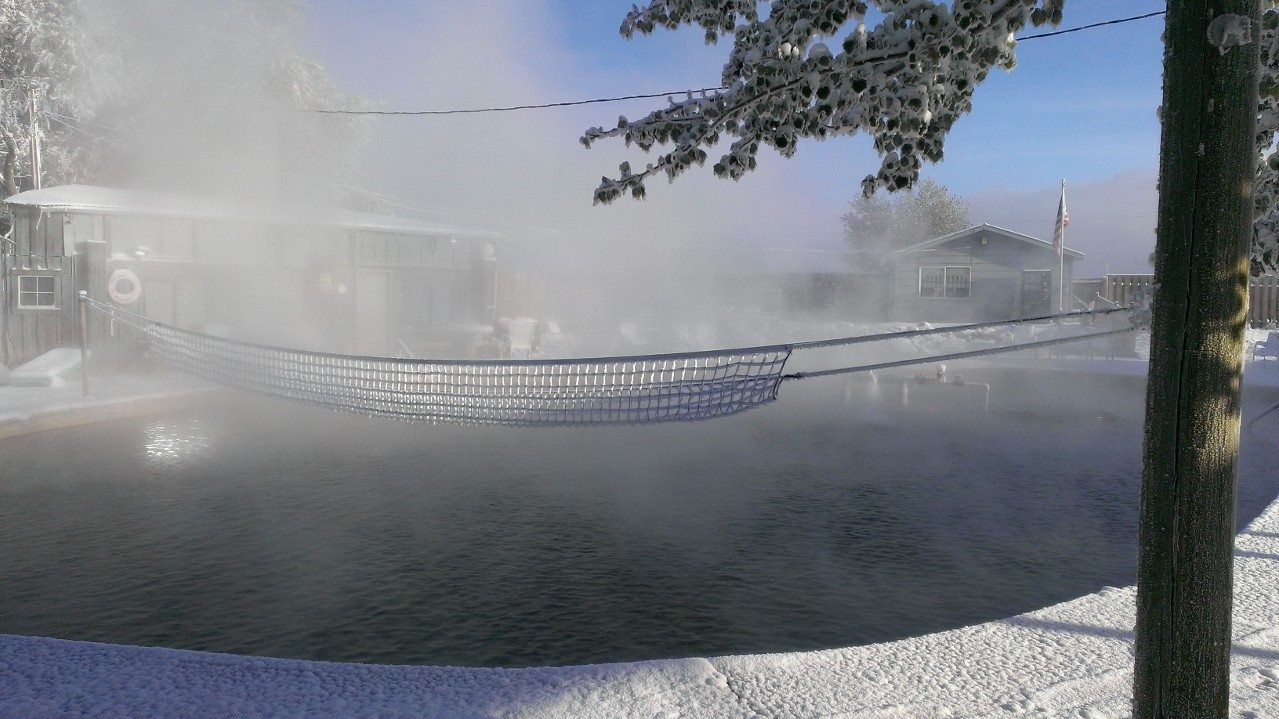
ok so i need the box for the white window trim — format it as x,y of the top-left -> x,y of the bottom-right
16,274 -> 59,310
918,265 -> 971,300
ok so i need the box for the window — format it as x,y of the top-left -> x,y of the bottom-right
945,266 -> 971,299
17,275 -> 57,308
920,266 -> 945,297
919,266 -> 971,299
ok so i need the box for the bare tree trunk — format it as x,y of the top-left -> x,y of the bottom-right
0,128 -> 19,198
1133,2 -> 1260,718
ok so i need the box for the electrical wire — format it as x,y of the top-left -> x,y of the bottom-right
1016,10 -> 1165,41
42,111 -> 128,148
300,88 -> 729,116
293,11 -> 1168,116
43,109 -> 120,133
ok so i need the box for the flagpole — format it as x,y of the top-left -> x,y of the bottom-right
1058,179 -> 1066,312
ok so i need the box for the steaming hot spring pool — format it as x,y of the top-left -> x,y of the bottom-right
3,366 -> 1278,668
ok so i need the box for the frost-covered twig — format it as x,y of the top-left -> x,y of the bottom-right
1253,2 -> 1279,273
583,0 -> 1067,204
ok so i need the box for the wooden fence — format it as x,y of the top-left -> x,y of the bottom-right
1251,275 -> 1279,326
1075,273 -> 1279,325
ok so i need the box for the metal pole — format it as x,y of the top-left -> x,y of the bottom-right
1058,247 -> 1065,311
27,86 -> 41,190
1059,180 -> 1066,312
78,291 -> 88,396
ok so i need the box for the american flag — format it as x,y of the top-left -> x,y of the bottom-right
1053,180 -> 1069,260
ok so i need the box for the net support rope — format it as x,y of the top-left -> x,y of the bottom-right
782,326 -> 1136,380
81,296 -> 1134,426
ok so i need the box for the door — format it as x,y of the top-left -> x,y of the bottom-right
1020,270 -> 1052,317
355,270 -> 391,355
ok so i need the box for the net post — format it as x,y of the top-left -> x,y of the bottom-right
77,291 -> 90,397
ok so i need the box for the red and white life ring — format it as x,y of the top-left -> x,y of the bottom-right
107,267 -> 143,306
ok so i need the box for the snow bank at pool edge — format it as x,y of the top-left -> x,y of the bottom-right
3,495 -> 1277,718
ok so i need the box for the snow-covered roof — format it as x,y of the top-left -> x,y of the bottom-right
3,185 -> 500,240
887,223 -> 1084,259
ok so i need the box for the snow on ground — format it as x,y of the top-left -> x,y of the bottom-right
4,498 -> 1278,718
0,372 -> 214,427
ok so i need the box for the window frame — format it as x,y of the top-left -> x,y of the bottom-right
16,274 -> 59,310
917,265 -> 972,300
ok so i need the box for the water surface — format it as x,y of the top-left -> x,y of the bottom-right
3,369 -> 1276,667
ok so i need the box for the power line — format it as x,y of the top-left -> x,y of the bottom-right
301,88 -> 728,116
43,111 -> 128,148
44,109 -> 119,133
1017,10 -> 1165,41
297,11 -> 1167,117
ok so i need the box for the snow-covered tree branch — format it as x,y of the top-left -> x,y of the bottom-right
586,0 -> 1279,275
1253,2 -> 1279,273
582,0 -> 1066,204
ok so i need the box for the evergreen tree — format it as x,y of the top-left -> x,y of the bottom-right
908,177 -> 971,240
842,178 -> 968,269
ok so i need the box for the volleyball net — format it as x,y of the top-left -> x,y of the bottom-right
81,295 -> 1134,426
82,296 -> 791,425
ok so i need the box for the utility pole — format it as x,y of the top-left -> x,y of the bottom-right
27,85 -> 42,190
1134,2 -> 1260,718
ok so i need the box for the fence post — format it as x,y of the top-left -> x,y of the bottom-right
77,291 -> 89,397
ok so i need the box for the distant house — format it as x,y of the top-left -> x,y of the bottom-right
885,224 -> 1083,322
1,184 -> 500,367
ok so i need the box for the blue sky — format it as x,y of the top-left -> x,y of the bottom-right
301,1 -> 1168,275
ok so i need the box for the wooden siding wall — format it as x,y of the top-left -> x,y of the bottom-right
3,209 -> 74,366
891,233 -> 1073,322
352,232 -> 462,270
4,207 -> 492,365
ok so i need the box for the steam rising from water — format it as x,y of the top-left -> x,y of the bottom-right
76,0 -> 365,207
2,375 -> 1276,666
50,2 -> 1160,356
